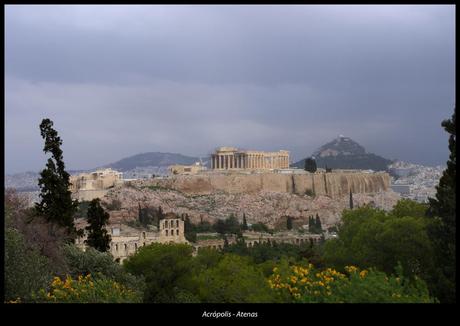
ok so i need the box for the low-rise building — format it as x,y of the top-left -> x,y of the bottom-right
69,168 -> 124,201
169,162 -> 207,175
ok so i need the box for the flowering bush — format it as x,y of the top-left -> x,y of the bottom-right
34,274 -> 142,303
268,262 -> 436,303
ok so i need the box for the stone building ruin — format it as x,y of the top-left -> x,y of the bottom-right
75,212 -> 187,263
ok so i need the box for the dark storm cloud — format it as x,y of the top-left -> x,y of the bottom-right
5,5 -> 455,173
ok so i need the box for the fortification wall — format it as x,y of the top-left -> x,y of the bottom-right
138,172 -> 389,198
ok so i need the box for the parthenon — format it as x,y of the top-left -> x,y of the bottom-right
211,147 -> 290,170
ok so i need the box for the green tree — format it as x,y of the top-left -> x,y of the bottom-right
392,199 -> 428,219
184,215 -> 197,243
242,213 -> 248,231
251,222 -> 271,233
5,227 -> 52,302
304,157 -> 317,173
85,198 -> 111,252
315,214 -> 322,233
308,216 -> 315,233
349,190 -> 354,209
123,243 -> 195,303
323,205 -> 435,282
286,216 -> 293,230
427,107 -> 456,303
35,118 -> 79,236
215,214 -> 242,235
195,254 -> 275,303
62,243 -> 144,294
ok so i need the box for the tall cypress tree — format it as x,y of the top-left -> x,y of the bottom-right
315,214 -> 322,233
349,190 -> 354,209
427,107 -> 456,303
242,213 -> 248,231
308,215 -> 315,232
85,198 -> 111,252
286,216 -> 293,230
35,118 -> 78,236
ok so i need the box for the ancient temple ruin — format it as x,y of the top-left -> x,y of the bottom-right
211,147 -> 290,170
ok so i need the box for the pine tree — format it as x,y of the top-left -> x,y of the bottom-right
349,190 -> 354,209
35,118 -> 78,237
427,107 -> 456,303
85,198 -> 111,252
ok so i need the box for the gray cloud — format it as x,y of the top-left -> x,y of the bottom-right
5,5 -> 455,174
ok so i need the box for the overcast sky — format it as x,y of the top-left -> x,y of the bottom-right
5,5 -> 455,174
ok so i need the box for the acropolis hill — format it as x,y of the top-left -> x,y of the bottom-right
139,170 -> 390,198
69,146 -> 399,230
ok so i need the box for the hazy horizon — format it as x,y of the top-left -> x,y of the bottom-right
5,5 -> 455,174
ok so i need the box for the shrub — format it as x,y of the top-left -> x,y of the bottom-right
62,244 -> 145,294
268,261 -> 436,303
34,274 -> 142,303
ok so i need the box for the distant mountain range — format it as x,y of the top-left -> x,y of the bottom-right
292,135 -> 393,172
6,139 -> 393,191
5,152 -> 204,191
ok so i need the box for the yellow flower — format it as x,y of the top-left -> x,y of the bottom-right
7,297 -> 21,304
51,276 -> 62,287
359,270 -> 368,278
345,266 -> 358,274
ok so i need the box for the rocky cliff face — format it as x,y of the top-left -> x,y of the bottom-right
104,172 -> 398,229
133,172 -> 390,198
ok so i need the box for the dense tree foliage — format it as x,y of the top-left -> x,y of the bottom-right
62,243 -> 144,293
269,260 -> 435,303
5,226 -> 52,302
35,118 -> 78,237
194,254 -> 274,303
323,203 -> 435,283
427,107 -> 456,303
250,222 -> 272,233
123,243 -> 195,302
85,198 -> 111,252
137,205 -> 164,228
308,215 -> 323,234
215,214 -> 242,236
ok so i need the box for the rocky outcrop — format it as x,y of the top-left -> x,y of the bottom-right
104,181 -> 399,230
133,171 -> 390,199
